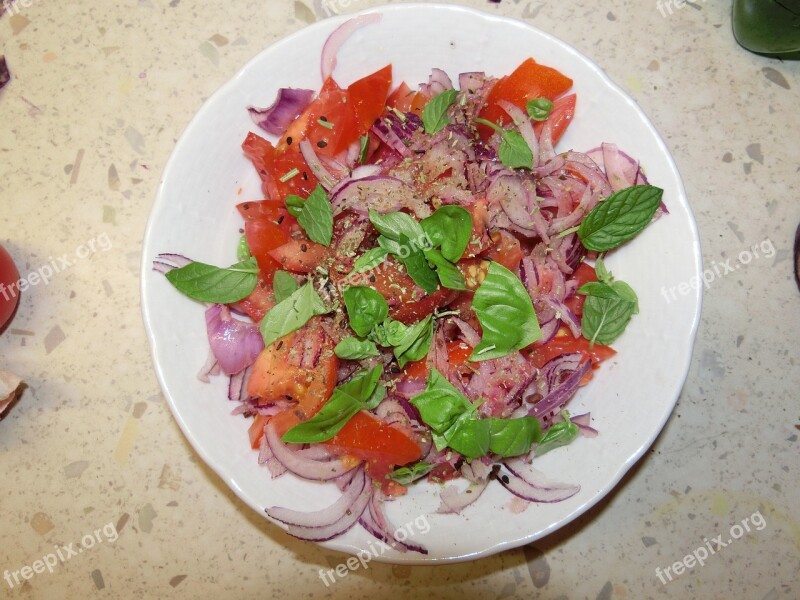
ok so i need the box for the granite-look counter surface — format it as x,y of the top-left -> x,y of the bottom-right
1,1 -> 798,598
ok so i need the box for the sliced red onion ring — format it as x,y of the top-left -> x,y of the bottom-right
371,118 -> 412,158
197,347 -> 220,383
321,14 -> 382,81
437,479 -> 489,514
328,164 -> 383,197
266,468 -> 372,542
205,304 -> 264,375
329,175 -> 430,218
498,460 -> 580,503
458,71 -> 487,93
152,253 -> 192,274
527,354 -> 591,426
248,88 -> 314,137
451,317 -> 481,347
420,67 -> 453,97
360,492 -> 428,554
265,421 -> 358,481
299,139 -> 337,190
571,412 -> 599,438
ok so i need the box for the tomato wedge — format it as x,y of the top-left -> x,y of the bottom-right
325,411 -> 422,481
244,219 -> 290,283
402,340 -> 474,381
268,239 -> 329,274
348,64 -> 393,132
248,414 -> 270,450
484,230 -> 524,272
478,58 -> 573,139
528,332 -> 616,371
242,132 -> 319,199
564,261 -> 597,317
369,258 -> 457,324
247,325 -> 338,436
230,275 -> 275,322
534,93 -> 576,146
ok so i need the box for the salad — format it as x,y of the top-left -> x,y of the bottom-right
154,15 -> 665,554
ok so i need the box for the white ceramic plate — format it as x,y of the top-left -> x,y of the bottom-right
141,3 -> 702,563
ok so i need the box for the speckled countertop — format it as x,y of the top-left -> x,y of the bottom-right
1,0 -> 798,598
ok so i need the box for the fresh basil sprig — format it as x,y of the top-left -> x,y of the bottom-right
259,282 -> 328,347
358,134 -> 370,164
411,369 -> 543,459
422,89 -> 458,134
388,462 -> 435,485
334,336 -> 380,360
285,184 -> 334,246
272,270 -> 298,303
370,210 -> 438,294
474,118 -> 533,169
535,411 -> 579,456
578,259 -> 639,346
526,97 -> 554,121
165,257 -> 259,304
470,262 -> 541,361
391,314 -> 434,368
577,185 -> 663,252
343,286 -> 389,337
281,367 -> 385,443
420,205 -> 473,262
423,248 -> 467,291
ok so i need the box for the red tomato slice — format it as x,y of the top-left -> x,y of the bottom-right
248,414 -> 270,450
387,82 -> 414,112
462,199 -> 490,258
245,219 -> 291,282
268,239 -> 329,274
0,244 -> 19,330
248,326 -> 338,436
484,230 -> 524,272
564,262 -> 597,317
478,58 -> 573,139
242,133 -> 319,199
534,93 -> 576,146
369,258 -> 457,324
230,276 -> 275,322
325,411 -> 422,481
528,332 -> 615,370
348,64 -> 393,132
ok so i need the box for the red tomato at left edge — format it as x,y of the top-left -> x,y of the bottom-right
0,244 -> 20,330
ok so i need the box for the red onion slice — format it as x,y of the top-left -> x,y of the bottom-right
437,478 -> 490,514
205,304 -> 264,375
498,461 -> 580,503
0,370 -> 22,415
265,421 -> 358,481
266,468 -> 372,542
321,14 -> 382,81
197,347 -> 220,383
152,253 -> 192,274
248,88 -> 314,137
360,493 -> 429,554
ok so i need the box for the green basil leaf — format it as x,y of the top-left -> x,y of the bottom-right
397,235 -> 439,295
388,462 -> 434,485
411,368 -> 474,432
285,184 -> 334,246
594,258 -> 611,283
536,413 -> 579,456
488,417 -> 542,457
424,248 -> 467,291
470,262 -> 541,361
445,416 -> 492,460
334,336 -> 380,360
259,282 -> 328,347
370,318 -> 409,347
352,247 -> 389,273
420,205 -> 473,262
577,281 -> 620,300
343,286 -> 389,337
358,134 -> 370,164
474,118 -> 533,170
581,295 -> 636,346
577,185 -> 663,252
272,270 -> 298,303
281,367 -> 384,443
498,129 -> 533,170
526,97 -> 554,121
369,209 -> 427,246
421,89 -> 458,135
393,313 -> 434,367
165,257 -> 259,304
611,280 -> 639,311
237,235 -> 251,261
